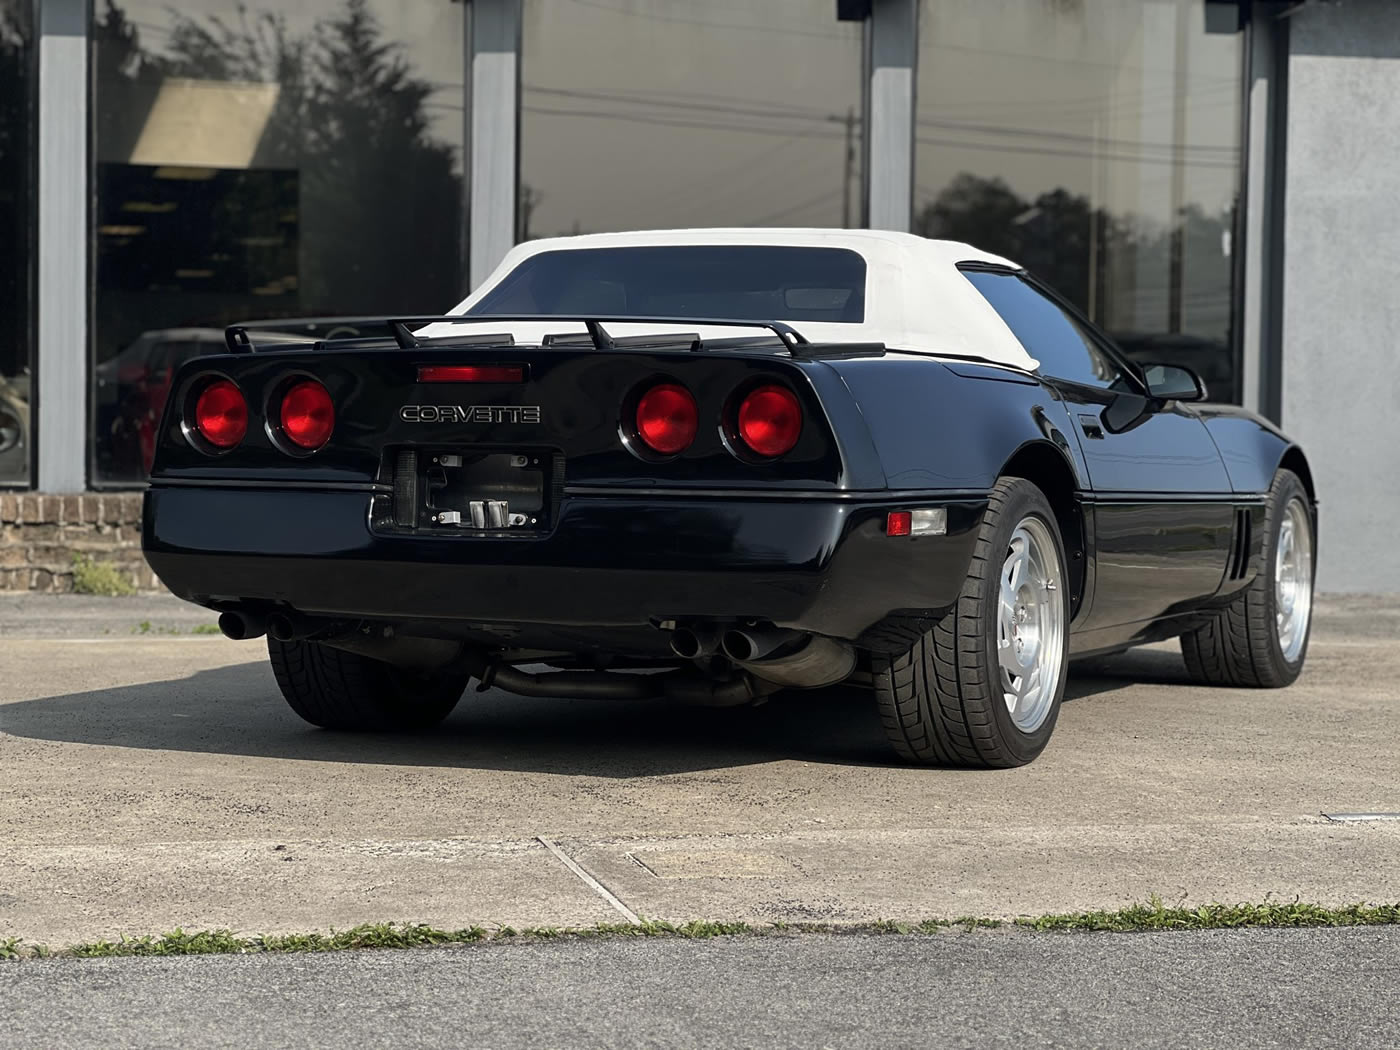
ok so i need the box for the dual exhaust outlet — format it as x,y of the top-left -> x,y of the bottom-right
218,610 -> 321,643
219,609 -> 855,693
670,623 -> 854,690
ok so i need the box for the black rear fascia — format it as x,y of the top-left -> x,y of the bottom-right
150,345 -> 848,491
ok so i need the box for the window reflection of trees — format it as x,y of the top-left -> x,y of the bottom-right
95,0 -> 463,319
916,173 -> 1237,402
0,0 -> 31,482
93,0 -> 465,482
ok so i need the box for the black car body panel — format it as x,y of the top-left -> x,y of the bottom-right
143,307 -> 1314,672
144,485 -> 988,651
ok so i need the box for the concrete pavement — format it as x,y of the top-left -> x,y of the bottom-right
4,928 -> 1398,1049
1,594 -> 1398,947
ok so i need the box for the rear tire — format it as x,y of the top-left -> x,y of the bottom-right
268,638 -> 466,731
871,477 -> 1070,768
1180,469 -> 1314,687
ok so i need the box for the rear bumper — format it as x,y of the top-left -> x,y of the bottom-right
142,485 -> 986,642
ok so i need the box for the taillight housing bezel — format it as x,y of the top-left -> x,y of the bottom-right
620,377 -> 700,461
265,373 -> 335,456
723,380 -> 804,462
181,373 -> 248,456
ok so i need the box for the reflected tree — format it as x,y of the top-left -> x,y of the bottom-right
916,172 -> 1238,401
295,0 -> 462,312
0,1 -> 29,383
915,174 -> 1026,261
97,0 -> 464,317
915,174 -> 1118,311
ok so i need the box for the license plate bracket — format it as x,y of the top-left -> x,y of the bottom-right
390,448 -> 551,532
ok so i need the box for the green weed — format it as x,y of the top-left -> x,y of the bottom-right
70,554 -> 137,597
5,900 -> 1394,961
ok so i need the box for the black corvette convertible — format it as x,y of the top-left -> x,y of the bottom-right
142,230 -> 1317,768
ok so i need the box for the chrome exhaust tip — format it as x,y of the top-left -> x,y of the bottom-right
722,627 -> 855,690
720,625 -> 798,663
267,613 -> 299,643
670,628 -> 703,660
671,624 -> 722,660
218,611 -> 267,641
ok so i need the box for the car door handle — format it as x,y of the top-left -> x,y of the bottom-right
1078,414 -> 1105,440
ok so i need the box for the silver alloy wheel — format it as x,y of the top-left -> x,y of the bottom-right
1275,496 -> 1314,663
996,516 -> 1066,733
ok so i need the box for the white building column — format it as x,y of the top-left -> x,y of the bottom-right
36,0 -> 88,492
864,0 -> 917,231
468,0 -> 522,290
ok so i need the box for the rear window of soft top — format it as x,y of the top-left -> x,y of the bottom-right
468,245 -> 866,323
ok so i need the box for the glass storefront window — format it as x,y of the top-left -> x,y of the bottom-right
915,0 -> 1243,402
0,0 -> 33,485
520,0 -> 863,239
91,0 -> 466,483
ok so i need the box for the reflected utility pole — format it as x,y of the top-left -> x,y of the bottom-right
1168,0 -> 1189,333
825,107 -> 860,228
842,107 -> 857,228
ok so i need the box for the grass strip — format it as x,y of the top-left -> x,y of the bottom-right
4,899 -> 1397,961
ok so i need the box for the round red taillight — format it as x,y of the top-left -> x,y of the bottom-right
280,380 -> 335,451
192,379 -> 247,450
635,383 -> 698,456
737,384 -> 802,458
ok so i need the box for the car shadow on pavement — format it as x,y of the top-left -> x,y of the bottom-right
1,648 -> 1178,776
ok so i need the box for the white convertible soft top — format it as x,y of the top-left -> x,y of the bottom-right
430,228 -> 1036,371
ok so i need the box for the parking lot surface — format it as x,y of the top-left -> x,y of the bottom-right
4,927 -> 1398,1050
1,594 -> 1398,946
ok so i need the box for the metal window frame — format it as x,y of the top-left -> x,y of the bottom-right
1240,1 -> 1290,422
864,0 -> 916,231
468,0 -> 521,291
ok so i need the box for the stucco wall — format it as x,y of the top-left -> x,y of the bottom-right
1283,0 -> 1400,592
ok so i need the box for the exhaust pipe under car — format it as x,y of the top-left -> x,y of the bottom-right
267,613 -> 301,643
670,624 -> 722,660
217,610 -> 267,641
458,649 -> 770,707
265,612 -> 348,643
720,626 -> 855,689
720,624 -> 798,663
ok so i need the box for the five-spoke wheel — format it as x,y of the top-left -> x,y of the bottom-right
996,517 -> 1066,735
1182,468 -> 1315,688
872,477 -> 1070,768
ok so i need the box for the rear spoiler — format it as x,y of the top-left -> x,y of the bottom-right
223,314 -> 885,360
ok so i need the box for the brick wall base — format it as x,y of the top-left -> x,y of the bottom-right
0,493 -> 163,592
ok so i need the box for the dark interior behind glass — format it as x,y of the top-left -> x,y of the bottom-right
0,0 -> 32,484
90,0 -> 466,484
469,246 -> 867,323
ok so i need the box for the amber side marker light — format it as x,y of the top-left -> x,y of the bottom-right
192,379 -> 248,449
886,508 -> 948,537
417,365 -> 524,383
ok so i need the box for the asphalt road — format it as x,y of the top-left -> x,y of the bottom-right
4,927 -> 1398,1049
2,594 -> 1399,948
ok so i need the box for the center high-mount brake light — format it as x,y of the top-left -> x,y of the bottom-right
192,379 -> 247,450
736,384 -> 802,458
417,365 -> 524,384
635,383 -> 698,456
280,379 -> 335,451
